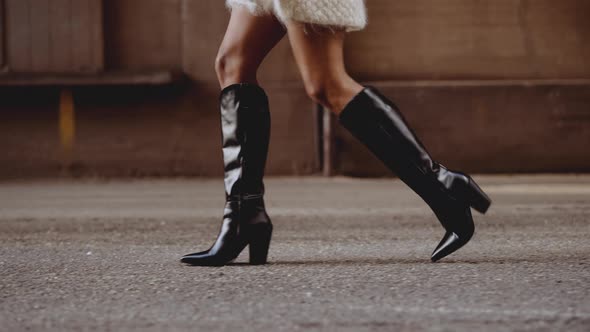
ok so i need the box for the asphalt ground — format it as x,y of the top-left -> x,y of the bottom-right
1,175 -> 589,331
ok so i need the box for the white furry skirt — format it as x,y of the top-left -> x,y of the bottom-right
226,0 -> 367,32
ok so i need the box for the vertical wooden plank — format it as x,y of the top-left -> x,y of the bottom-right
5,0 -> 32,71
71,0 -> 89,72
49,0 -> 72,72
0,0 -> 5,68
30,0 -> 50,71
71,0 -> 104,72
88,0 -> 104,72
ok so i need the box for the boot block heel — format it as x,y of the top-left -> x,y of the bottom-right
465,177 -> 492,214
248,225 -> 273,265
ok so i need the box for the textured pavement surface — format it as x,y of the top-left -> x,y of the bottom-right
1,175 -> 589,331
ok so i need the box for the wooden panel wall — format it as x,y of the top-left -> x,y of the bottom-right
1,0 -> 589,177
347,0 -> 590,80
5,0 -> 103,73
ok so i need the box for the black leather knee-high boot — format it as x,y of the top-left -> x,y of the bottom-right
339,87 -> 491,262
181,83 -> 273,266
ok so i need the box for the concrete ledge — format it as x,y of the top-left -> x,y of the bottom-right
363,79 -> 590,88
1,79 -> 589,178
0,70 -> 184,86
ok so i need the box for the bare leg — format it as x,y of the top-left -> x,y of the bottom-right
285,22 -> 363,114
215,7 -> 286,88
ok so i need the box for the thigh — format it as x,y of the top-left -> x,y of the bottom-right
284,22 -> 348,85
284,21 -> 362,112
218,7 -> 286,71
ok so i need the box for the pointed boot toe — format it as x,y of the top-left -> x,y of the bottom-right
429,202 -> 475,262
181,252 -> 230,266
181,249 -> 209,258
180,255 -> 198,264
430,231 -> 471,262
180,252 -> 206,264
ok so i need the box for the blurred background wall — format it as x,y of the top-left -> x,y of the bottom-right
0,0 -> 588,179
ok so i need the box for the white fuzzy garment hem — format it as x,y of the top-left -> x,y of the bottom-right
226,0 -> 367,32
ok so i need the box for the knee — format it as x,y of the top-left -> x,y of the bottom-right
304,81 -> 331,108
214,49 -> 240,86
215,47 -> 255,87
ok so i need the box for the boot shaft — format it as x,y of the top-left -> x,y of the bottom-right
220,84 -> 271,199
339,86 -> 436,177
